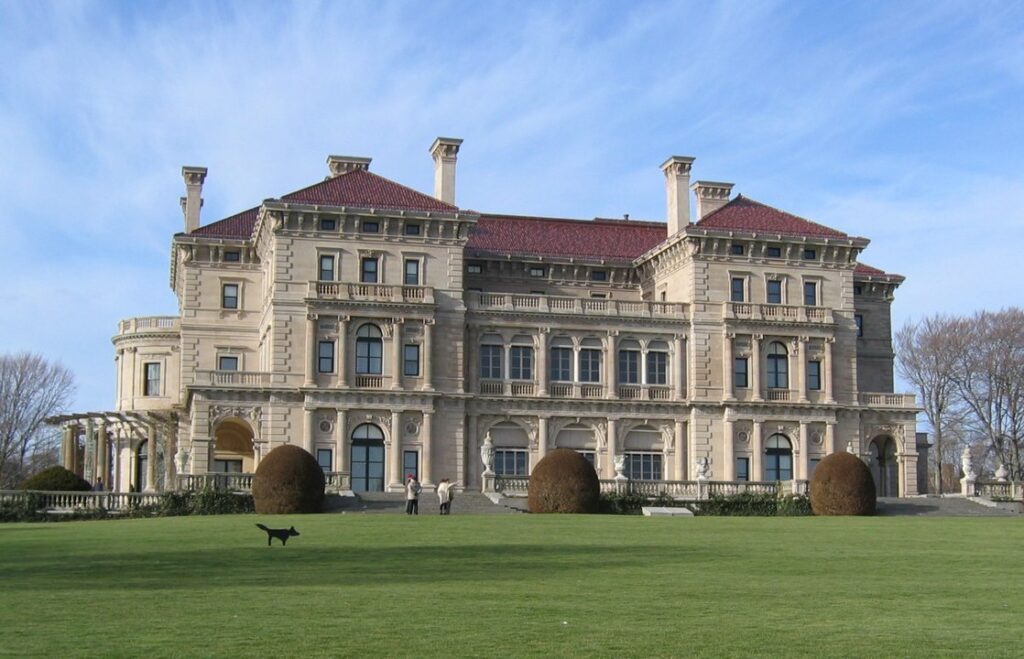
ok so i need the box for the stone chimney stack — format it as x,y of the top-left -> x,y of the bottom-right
660,156 -> 695,235
430,137 -> 463,205
692,181 -> 734,219
181,166 -> 208,234
326,155 -> 372,178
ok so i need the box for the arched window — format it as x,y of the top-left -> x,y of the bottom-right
767,341 -> 788,389
765,434 -> 793,481
350,424 -> 385,492
356,324 -> 383,374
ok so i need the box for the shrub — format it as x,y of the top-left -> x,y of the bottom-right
21,466 -> 91,492
251,444 -> 325,514
694,492 -> 812,516
527,449 -> 600,514
810,452 -> 876,516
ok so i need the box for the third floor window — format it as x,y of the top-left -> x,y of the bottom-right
579,349 -> 602,383
404,259 -> 420,286
731,277 -> 745,302
804,281 -> 817,306
361,258 -> 379,284
618,350 -> 639,384
647,351 -> 667,385
550,347 -> 572,382
767,280 -> 782,304
319,255 -> 335,281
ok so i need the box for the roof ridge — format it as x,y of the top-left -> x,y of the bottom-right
479,212 -> 665,228
279,168 -> 458,211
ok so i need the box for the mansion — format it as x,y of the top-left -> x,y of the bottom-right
54,138 -> 923,498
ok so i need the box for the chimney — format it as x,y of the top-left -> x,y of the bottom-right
430,137 -> 463,205
660,156 -> 695,235
181,166 -> 208,233
326,155 -> 371,178
692,180 -> 734,219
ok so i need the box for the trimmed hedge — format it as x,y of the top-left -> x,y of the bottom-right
528,449 -> 601,514
810,452 -> 876,516
696,492 -> 811,517
251,444 -> 325,514
21,466 -> 91,492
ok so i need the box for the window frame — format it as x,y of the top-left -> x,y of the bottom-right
319,253 -> 336,282
766,246 -> 782,258
403,258 -> 420,286
318,340 -> 335,374
316,448 -> 333,472
646,351 -> 667,385
807,360 -> 822,391
403,344 -> 420,377
355,324 -> 384,375
320,218 -> 337,231
466,262 -> 483,274
766,341 -> 789,389
625,452 -> 663,481
590,270 -> 608,282
802,248 -> 817,260
479,344 -> 503,380
736,457 -> 750,481
550,346 -> 572,382
361,220 -> 380,233
217,355 -> 239,371
360,257 -> 379,284
509,345 -> 534,381
766,279 -> 783,305
730,244 -> 745,256
143,362 -> 161,397
578,348 -> 602,383
221,283 -> 240,310
734,357 -> 749,388
494,449 -> 528,476
855,314 -> 864,337
404,222 -> 421,236
730,277 -> 746,303
223,250 -> 241,262
803,280 -> 817,306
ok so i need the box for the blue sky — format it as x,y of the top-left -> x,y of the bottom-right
1,0 -> 1022,412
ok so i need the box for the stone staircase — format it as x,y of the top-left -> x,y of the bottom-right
323,491 -> 527,515
877,496 -> 1021,517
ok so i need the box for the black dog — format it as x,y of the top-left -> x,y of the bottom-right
256,523 -> 300,546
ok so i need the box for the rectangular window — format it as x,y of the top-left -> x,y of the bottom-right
403,344 -> 420,377
319,255 -> 335,281
218,356 -> 239,371
590,293 -> 607,299
647,352 -> 667,385
222,283 -> 239,309
579,451 -> 597,469
404,223 -> 420,236
467,263 -> 483,274
318,341 -> 335,373
855,314 -> 864,337
579,349 -> 602,382
404,259 -> 420,286
509,346 -> 533,380
736,457 -> 750,482
730,244 -> 745,255
734,357 -> 749,388
804,281 -> 817,306
494,450 -> 528,476
731,277 -> 745,302
403,451 -> 419,481
803,248 -> 816,260
480,345 -> 502,379
529,266 -> 546,277
808,360 -> 822,390
362,221 -> 379,233
854,285 -> 862,295
590,270 -> 608,281
317,449 -> 333,473
224,250 -> 240,262
766,246 -> 782,258
320,218 -> 337,231
361,258 -> 378,283
143,362 -> 160,396
626,453 -> 663,481
550,347 -> 572,382
530,290 -> 546,295
767,280 -> 782,304
618,350 -> 639,384
213,459 -> 243,473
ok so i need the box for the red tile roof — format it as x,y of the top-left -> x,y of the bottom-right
696,195 -> 848,238
281,169 -> 458,213
854,262 -> 902,279
466,214 -> 667,262
190,207 -> 258,238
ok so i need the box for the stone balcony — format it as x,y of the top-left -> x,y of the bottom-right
308,281 -> 435,305
194,370 -> 279,387
723,302 -> 833,325
467,291 -> 688,320
858,392 -> 917,408
116,316 -> 180,336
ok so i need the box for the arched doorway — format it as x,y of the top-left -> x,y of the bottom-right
351,423 -> 385,492
212,418 -> 256,473
765,434 -> 793,481
869,436 -> 898,497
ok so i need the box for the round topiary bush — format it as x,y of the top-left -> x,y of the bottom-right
21,466 -> 91,491
251,444 -> 325,514
810,452 -> 876,516
527,448 -> 600,514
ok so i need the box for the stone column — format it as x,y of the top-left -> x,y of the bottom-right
303,408 -> 315,455
723,332 -> 734,401
392,319 -> 404,390
674,334 -> 686,401
389,410 -> 403,490
164,423 -> 176,489
146,423 -> 157,492
422,410 -> 434,486
825,421 -> 836,455
62,425 -> 75,470
335,409 -> 348,474
797,336 -> 808,402
537,329 -> 549,396
751,335 -> 763,401
97,421 -> 108,485
536,416 -> 548,466
305,314 -> 317,387
824,337 -> 835,403
337,316 -> 350,388
798,421 -> 809,480
752,420 -> 763,481
465,413 -> 478,488
674,420 -> 686,480
604,418 -> 617,479
605,332 -> 617,399
723,415 -> 735,481
422,320 -> 434,391
83,419 -> 95,483
467,326 -> 478,395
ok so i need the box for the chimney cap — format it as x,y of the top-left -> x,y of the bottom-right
181,166 -> 208,185
326,155 -> 371,177
660,155 -> 695,174
691,180 -> 735,201
430,137 -> 463,159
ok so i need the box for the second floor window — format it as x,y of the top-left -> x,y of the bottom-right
318,341 -> 335,373
808,360 -> 822,390
404,259 -> 420,286
731,278 -> 745,302
222,283 -> 239,309
647,351 -> 667,385
550,347 -> 572,382
143,362 -> 160,396
480,345 -> 502,379
579,349 -> 601,383
509,346 -> 533,380
319,255 -> 335,281
767,280 -> 782,304
403,344 -> 420,377
767,342 -> 788,389
734,357 -> 749,388
355,324 -> 383,374
218,356 -> 239,371
804,281 -> 817,306
361,258 -> 379,283
618,350 -> 639,384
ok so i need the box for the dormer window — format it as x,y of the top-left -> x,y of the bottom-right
766,246 -> 782,258
320,218 -> 337,231
730,244 -> 744,255
803,248 -> 816,260
404,223 -> 421,236
224,250 -> 240,262
362,221 -> 380,233
529,266 -> 546,278
590,270 -> 608,282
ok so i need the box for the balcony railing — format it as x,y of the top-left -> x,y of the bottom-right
354,375 -> 384,388
490,478 -> 808,499
309,281 -> 435,304
195,370 -> 273,387
724,302 -> 833,324
616,385 -> 672,401
467,292 -> 688,320
766,389 -> 792,401
117,316 -> 180,335
858,392 -> 917,408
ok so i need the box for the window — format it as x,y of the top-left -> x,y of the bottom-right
730,244 -> 745,255
467,263 -> 483,274
143,362 -> 160,396
618,350 -> 639,384
530,291 -> 546,295
213,459 -> 243,473
361,257 -> 378,283
494,449 -> 528,476
509,346 -> 533,380
224,250 -> 240,262
767,280 -> 782,304
480,345 -> 502,379
804,281 -> 817,306
318,341 -> 335,373
734,357 -> 749,388
579,451 -> 597,469
767,341 -> 788,389
362,221 -> 379,233
590,270 -> 608,281
403,344 -> 420,377
736,457 -> 750,482
317,449 -> 333,473
320,218 -> 337,231
766,246 -> 782,258
403,450 -> 419,481
355,324 -> 383,374
731,277 -> 745,302
808,360 -> 822,390
218,356 -> 239,371
765,434 -> 793,481
579,349 -> 602,382
404,259 -> 420,286
590,293 -> 607,299
222,283 -> 239,309
319,255 -> 335,281
529,266 -> 546,277
625,453 -> 662,481
404,223 -> 420,236
550,347 -> 572,382
853,285 -> 862,295
803,248 -> 816,260
855,314 -> 864,337
647,352 -> 667,385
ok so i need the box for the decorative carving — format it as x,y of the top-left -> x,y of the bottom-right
209,405 -> 261,435
405,422 -> 419,436
695,457 -> 710,480
481,432 -> 495,475
811,431 -> 824,446
737,431 -> 749,445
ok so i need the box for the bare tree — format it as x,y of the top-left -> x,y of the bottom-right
0,352 -> 76,488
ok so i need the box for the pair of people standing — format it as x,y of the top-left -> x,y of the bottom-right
405,475 -> 455,515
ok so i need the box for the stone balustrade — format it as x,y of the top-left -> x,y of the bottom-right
467,291 -> 688,320
858,392 -> 918,408
176,472 -> 352,493
973,481 -> 1023,500
490,477 -> 808,499
309,281 -> 435,304
117,316 -> 180,335
0,490 -> 164,511
195,370 -> 274,387
723,302 -> 833,325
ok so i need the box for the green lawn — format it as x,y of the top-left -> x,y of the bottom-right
1,514 -> 1021,658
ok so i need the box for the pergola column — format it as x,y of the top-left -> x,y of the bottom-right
96,421 -> 108,487
146,423 -> 157,492
61,425 -> 75,470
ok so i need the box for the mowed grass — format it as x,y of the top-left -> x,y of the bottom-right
1,514 -> 1022,658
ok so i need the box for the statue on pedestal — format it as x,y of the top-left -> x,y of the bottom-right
613,454 -> 626,481
695,456 -> 710,481
175,448 -> 190,475
995,463 -> 1009,482
961,447 -> 976,480
480,432 -> 495,476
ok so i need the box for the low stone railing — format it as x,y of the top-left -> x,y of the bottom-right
195,370 -> 274,387
973,481 -> 1023,500
488,477 -> 808,499
467,292 -> 688,320
177,472 -> 352,493
858,392 -> 917,408
310,281 -> 435,305
723,303 -> 833,325
117,316 -> 180,335
0,490 -> 164,511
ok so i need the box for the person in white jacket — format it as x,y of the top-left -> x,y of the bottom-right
405,474 -> 421,515
436,478 -> 454,515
